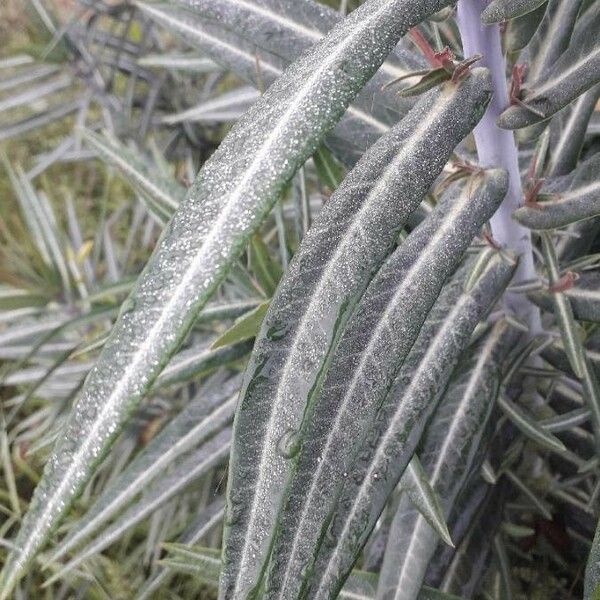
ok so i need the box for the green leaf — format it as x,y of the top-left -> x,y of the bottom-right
249,235 -> 282,297
1,0 -> 424,592
398,67 -> 451,97
504,3 -> 547,52
400,456 -> 453,548
375,319 -> 513,600
481,0 -> 547,23
268,172 -> 510,600
47,376 -> 239,564
211,302 -> 270,350
498,2 -> 600,128
313,145 -> 345,191
223,71 -> 492,600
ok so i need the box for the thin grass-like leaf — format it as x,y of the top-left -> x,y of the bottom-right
44,428 -> 232,585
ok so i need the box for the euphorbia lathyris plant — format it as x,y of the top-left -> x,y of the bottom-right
1,0 -> 599,598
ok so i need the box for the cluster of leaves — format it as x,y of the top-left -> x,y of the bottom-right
0,0 -> 599,599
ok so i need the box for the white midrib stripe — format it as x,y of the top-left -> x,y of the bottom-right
25,0 -> 388,570
271,93 -> 452,596
531,46 -> 600,98
559,181 -> 600,202
55,396 -> 236,559
316,196 -> 477,595
144,4 -> 390,134
567,287 -> 600,301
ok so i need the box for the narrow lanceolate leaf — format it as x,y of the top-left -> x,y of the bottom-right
513,155 -> 600,230
267,172 -> 509,600
374,321 -> 512,600
399,456 -> 453,548
211,302 -> 270,350
547,87 -> 599,176
0,1 -> 434,593
505,3 -> 546,52
585,518 -> 600,599
48,376 -> 240,563
540,232 -> 586,378
497,394 -> 566,452
481,0 -> 547,24
530,271 -> 600,323
498,3 -> 600,129
223,70 -> 492,600
44,428 -> 232,585
82,129 -> 185,215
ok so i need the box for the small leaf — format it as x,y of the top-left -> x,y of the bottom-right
497,393 -> 566,452
249,235 -> 282,297
398,67 -> 451,97
211,302 -> 270,350
400,456 -> 454,548
540,232 -> 586,378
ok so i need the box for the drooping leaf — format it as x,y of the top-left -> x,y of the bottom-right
498,2 -> 600,128
1,1 -> 433,592
267,172 -> 510,600
399,456 -> 453,549
481,0 -> 547,24
48,376 -> 240,564
374,321 -> 513,600
222,70 -> 492,600
249,234 -> 283,297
